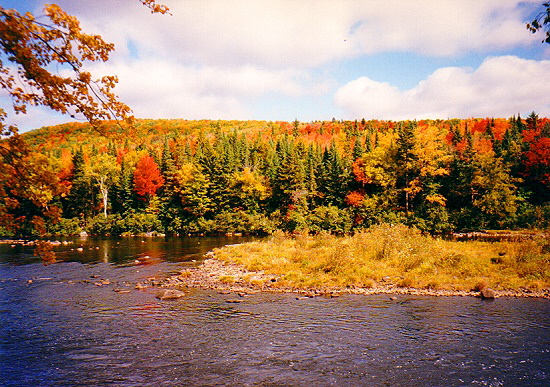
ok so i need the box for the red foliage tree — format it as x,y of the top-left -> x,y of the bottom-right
133,154 -> 164,200
524,137 -> 550,186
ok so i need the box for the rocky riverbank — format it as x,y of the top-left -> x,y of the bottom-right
156,253 -> 550,300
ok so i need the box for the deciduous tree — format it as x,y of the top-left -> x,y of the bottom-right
133,154 -> 164,201
85,153 -> 120,218
527,2 -> 550,43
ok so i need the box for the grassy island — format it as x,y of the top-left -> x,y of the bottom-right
209,224 -> 550,294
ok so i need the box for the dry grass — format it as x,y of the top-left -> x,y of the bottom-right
218,275 -> 236,284
212,224 -> 550,291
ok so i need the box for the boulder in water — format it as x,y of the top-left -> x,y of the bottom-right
156,289 -> 186,300
480,288 -> 496,299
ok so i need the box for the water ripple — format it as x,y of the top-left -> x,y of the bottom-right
1,247 -> 549,386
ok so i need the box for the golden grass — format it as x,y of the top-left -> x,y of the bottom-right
212,224 -> 550,291
218,275 -> 236,284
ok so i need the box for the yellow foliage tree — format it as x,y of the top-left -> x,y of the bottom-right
230,167 -> 270,211
174,163 -> 212,217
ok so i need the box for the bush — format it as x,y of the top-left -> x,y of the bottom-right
46,217 -> 82,236
87,214 -> 123,235
119,211 -> 163,234
210,210 -> 275,234
307,206 -> 353,234
0,226 -> 14,237
413,204 -> 453,234
280,208 -> 309,233
164,211 -> 275,235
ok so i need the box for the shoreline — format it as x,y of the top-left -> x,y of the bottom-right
157,256 -> 550,300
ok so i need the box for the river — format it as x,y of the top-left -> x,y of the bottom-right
1,236 -> 549,386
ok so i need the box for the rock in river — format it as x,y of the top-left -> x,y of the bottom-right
156,289 -> 186,300
480,288 -> 496,299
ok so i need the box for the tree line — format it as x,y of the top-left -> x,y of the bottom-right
2,114 -> 549,237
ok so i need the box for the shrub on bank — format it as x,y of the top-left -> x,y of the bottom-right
46,217 -> 82,236
188,210 -> 275,235
87,214 -> 124,235
306,206 -> 353,234
119,211 -> 163,234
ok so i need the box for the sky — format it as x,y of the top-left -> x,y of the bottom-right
2,0 -> 550,132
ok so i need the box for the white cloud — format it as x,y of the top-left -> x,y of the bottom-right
89,59 -> 327,120
347,0 -> 538,57
0,99 -> 67,131
53,0 -> 541,69
334,56 -> 550,120
5,0 -> 547,130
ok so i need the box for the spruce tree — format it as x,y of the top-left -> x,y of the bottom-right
318,142 -> 351,207
63,147 -> 94,218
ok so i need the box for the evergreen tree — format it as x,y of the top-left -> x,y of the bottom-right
352,135 -> 365,160
160,137 -> 176,177
112,159 -> 136,215
317,141 -> 351,207
305,144 -> 322,198
450,124 -> 462,147
501,116 -> 525,175
526,111 -> 539,131
270,136 -> 307,211
63,147 -> 94,218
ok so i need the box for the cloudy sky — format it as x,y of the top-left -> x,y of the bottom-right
3,0 -> 550,131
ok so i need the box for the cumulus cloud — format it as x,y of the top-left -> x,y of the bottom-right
52,0 -> 540,68
334,56 -> 550,120
6,1 -> 547,130
88,59 -> 328,120
346,0 -> 538,57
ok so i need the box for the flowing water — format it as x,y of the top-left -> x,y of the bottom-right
1,237 -> 549,386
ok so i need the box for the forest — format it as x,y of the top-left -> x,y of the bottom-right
1,113 -> 549,237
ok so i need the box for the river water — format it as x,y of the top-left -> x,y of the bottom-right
1,236 -> 549,387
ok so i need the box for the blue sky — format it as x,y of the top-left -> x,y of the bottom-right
2,0 -> 550,132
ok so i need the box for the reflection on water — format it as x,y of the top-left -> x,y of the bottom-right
0,235 -> 256,266
1,237 -> 549,386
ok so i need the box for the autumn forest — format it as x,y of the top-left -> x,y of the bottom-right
2,113 -> 549,238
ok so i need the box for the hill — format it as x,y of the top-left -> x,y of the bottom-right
3,114 -> 550,236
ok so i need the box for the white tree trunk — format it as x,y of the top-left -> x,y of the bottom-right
97,176 -> 109,218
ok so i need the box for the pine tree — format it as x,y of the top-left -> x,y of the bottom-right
352,135 -> 365,160
111,159 -> 136,215
270,136 -> 307,211
63,147 -> 93,218
317,141 -> 351,207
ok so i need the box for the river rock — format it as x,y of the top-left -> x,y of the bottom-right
156,289 -> 186,300
480,288 -> 496,299
113,288 -> 131,294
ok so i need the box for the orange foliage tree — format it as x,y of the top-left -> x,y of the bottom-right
133,154 -> 164,201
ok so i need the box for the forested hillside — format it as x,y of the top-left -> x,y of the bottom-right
4,114 -> 550,236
